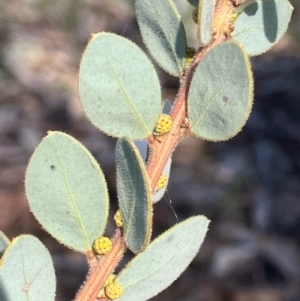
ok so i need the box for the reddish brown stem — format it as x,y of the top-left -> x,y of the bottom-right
146,0 -> 235,194
75,230 -> 126,301
147,38 -> 228,194
86,250 -> 98,269
78,1 -> 238,299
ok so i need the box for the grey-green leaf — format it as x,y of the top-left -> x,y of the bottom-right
79,33 -> 161,139
0,235 -> 56,301
136,0 -> 187,76
232,0 -> 293,56
25,131 -> 109,253
152,156 -> 172,203
116,215 -> 209,301
197,0 -> 215,46
0,231 -> 10,257
116,137 -> 152,254
188,41 -> 253,141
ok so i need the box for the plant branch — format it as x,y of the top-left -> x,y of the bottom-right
75,229 -> 126,301
77,2 -> 238,299
146,0 -> 235,194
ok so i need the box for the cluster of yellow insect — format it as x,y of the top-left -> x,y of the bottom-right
92,237 -> 123,300
92,131 -> 170,299
92,211 -> 125,300
97,274 -> 123,300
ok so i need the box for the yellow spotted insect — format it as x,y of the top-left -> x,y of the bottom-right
153,114 -> 173,136
114,210 -> 123,228
97,274 -> 117,299
105,274 -> 116,286
105,282 -> 123,300
93,236 -> 113,255
156,174 -> 168,191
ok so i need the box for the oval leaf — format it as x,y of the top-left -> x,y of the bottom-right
188,41 -> 253,141
25,131 -> 109,253
197,0 -> 216,46
232,0 -> 293,56
0,231 -> 10,258
136,0 -> 187,76
79,33 -> 161,139
116,215 -> 209,301
116,137 -> 152,254
0,235 -> 56,301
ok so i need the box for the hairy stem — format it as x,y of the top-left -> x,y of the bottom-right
78,1 -> 237,299
146,0 -> 234,194
75,230 -> 126,301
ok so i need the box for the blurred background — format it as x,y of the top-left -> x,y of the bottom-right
1,0 -> 300,300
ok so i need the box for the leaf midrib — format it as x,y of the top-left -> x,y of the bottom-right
51,138 -> 90,250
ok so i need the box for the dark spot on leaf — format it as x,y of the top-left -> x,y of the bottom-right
50,165 -> 55,170
223,96 -> 228,103
167,235 -> 174,243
